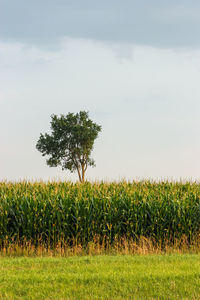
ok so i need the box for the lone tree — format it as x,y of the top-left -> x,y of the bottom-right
36,111 -> 101,182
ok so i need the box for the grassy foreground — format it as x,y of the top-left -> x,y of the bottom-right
0,255 -> 200,299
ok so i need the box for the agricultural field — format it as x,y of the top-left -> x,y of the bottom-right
1,180 -> 200,253
1,180 -> 200,299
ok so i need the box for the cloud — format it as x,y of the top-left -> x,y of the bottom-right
1,0 -> 200,48
1,37 -> 200,181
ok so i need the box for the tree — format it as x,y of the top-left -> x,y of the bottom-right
36,111 -> 101,182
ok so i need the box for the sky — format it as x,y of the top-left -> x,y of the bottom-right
1,0 -> 200,182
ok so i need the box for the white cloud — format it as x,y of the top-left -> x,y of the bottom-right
1,37 -> 200,181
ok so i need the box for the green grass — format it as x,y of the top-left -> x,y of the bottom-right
0,255 -> 200,299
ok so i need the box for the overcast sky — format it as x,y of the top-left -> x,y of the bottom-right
1,1 -> 200,181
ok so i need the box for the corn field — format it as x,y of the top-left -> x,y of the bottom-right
0,181 -> 200,248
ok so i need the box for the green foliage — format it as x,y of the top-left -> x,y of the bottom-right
36,111 -> 101,182
1,181 -> 200,247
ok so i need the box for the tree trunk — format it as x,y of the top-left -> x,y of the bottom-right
77,167 -> 82,182
81,164 -> 85,183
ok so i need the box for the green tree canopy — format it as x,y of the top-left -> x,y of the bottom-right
36,111 -> 101,182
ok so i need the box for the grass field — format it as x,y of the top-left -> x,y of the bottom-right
0,254 -> 200,299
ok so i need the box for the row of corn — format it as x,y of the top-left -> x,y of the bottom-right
0,181 -> 200,246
